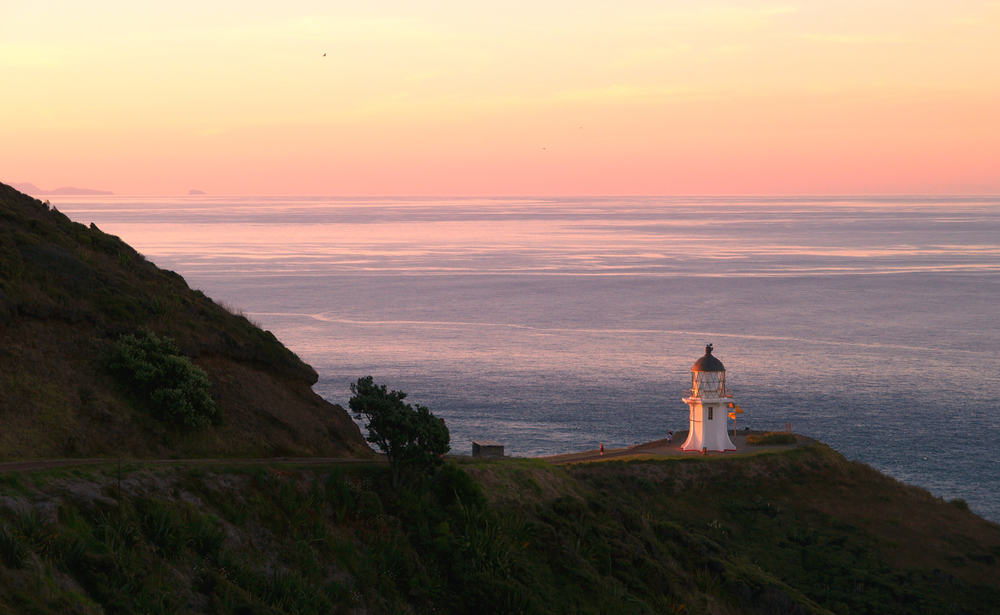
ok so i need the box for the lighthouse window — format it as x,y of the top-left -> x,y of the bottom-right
708,407 -> 714,420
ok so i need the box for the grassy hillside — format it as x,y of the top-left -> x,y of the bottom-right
0,444 -> 997,615
0,182 -> 371,460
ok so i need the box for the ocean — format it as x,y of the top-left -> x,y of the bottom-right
50,195 -> 1000,522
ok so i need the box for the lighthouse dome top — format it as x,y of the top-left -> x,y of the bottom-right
691,344 -> 725,372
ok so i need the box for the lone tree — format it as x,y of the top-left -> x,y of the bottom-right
349,376 -> 450,487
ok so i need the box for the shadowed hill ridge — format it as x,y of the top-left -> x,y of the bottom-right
0,444 -> 998,614
0,182 -> 371,460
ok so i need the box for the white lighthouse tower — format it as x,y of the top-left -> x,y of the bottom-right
680,344 -> 737,452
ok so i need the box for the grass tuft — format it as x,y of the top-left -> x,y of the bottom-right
0,524 -> 28,568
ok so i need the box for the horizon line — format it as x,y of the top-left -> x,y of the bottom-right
31,193 -> 1000,200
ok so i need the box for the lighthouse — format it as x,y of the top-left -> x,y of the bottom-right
680,344 -> 737,452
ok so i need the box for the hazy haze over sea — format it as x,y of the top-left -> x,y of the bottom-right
52,196 -> 1000,522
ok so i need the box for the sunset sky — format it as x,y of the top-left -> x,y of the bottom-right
3,1 -> 998,195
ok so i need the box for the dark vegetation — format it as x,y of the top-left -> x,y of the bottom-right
1,443 -> 998,615
572,447 -> 1000,615
349,376 -> 451,487
105,330 -> 221,429
746,432 -> 798,446
0,181 -> 370,459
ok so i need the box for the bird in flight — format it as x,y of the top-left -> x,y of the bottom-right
322,53 -> 327,57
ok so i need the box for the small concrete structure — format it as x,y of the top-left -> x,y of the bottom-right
472,440 -> 504,458
680,344 -> 737,453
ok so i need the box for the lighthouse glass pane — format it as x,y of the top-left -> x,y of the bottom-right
692,371 -> 727,398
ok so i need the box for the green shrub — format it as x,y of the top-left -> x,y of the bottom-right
433,463 -> 487,509
106,329 -> 221,429
746,432 -> 797,446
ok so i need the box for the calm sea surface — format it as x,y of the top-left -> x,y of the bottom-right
51,196 -> 1000,522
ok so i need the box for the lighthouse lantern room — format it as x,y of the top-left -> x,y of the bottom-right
680,344 -> 737,452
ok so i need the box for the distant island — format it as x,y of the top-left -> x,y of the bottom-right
11,182 -> 113,196
189,189 -> 206,195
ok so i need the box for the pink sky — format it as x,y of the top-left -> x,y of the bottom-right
3,1 -> 998,195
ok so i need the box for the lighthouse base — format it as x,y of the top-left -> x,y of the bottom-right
680,430 -> 737,453
681,396 -> 737,452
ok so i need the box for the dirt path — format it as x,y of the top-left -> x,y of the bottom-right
0,434 -> 810,473
0,457 -> 377,474
545,432 -> 810,465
